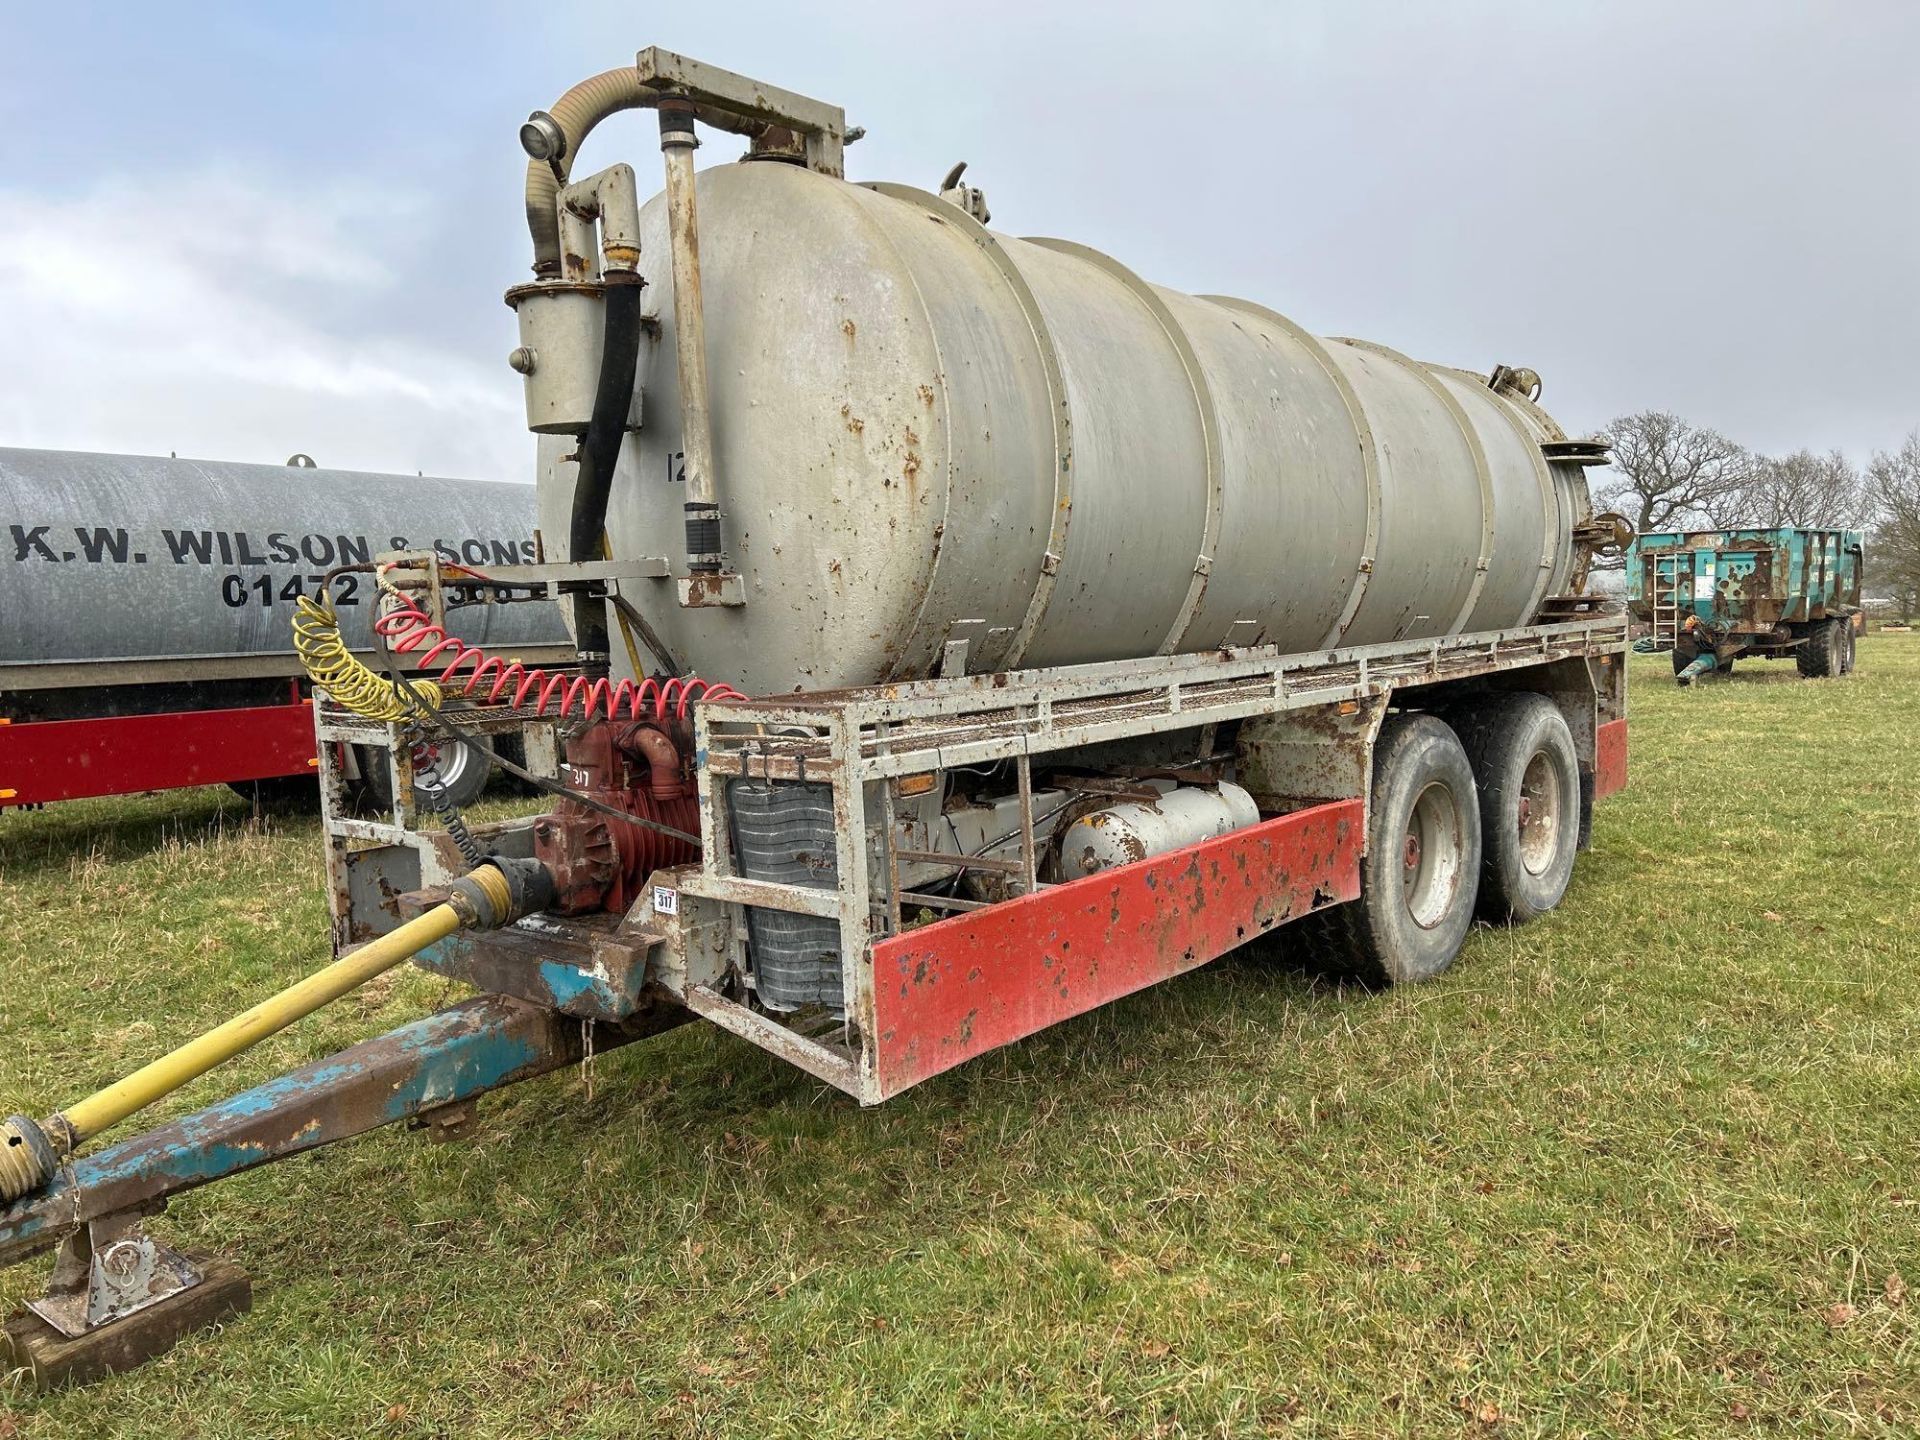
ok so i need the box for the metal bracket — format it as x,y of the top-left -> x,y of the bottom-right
676,572 -> 747,608
27,1212 -> 201,1339
407,1100 -> 479,1144
635,47 -> 848,177
1541,438 -> 1612,467
939,619 -> 988,678
376,554 -> 671,598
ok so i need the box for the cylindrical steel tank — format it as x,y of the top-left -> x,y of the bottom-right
536,162 -> 1593,695
0,449 -> 563,676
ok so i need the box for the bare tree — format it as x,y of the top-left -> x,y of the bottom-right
1725,448 -> 1862,528
1866,431 -> 1920,622
1595,411 -> 1754,539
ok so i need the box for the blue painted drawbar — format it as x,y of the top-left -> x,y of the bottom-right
0,996 -> 641,1270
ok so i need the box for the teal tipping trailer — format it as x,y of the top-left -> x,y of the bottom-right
1626,526 -> 1864,684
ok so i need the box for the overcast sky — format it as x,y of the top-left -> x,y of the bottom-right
2,1 -> 1914,482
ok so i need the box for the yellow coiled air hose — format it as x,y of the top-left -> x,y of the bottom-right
293,592 -> 441,721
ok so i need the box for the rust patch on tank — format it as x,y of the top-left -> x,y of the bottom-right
903,424 -> 922,495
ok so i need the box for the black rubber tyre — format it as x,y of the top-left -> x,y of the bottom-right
1454,695 -> 1580,925
1307,714 -> 1483,987
357,737 -> 492,813
491,733 -> 542,794
225,775 -> 320,810
1796,620 -> 1838,678
1837,621 -> 1857,675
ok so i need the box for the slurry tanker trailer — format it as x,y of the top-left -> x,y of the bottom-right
0,50 -> 1632,1385
0,450 -> 566,809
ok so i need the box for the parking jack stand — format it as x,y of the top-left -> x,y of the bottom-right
3,1210 -> 251,1388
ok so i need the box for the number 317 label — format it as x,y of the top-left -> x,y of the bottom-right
652,886 -> 680,916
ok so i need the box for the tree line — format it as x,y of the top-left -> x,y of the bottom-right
1594,412 -> 1920,618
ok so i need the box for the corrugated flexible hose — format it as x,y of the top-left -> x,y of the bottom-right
525,67 -> 652,275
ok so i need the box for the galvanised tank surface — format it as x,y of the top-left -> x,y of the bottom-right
0,449 -> 562,673
540,162 -> 1592,695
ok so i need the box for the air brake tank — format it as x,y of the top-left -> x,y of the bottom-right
536,160 -> 1595,695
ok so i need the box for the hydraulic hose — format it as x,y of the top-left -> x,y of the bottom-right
0,860 -> 550,1203
569,278 -> 645,678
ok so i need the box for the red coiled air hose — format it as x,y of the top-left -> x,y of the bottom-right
372,594 -> 743,720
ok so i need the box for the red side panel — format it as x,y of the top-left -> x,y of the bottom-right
1594,717 -> 1628,799
868,798 -> 1364,1098
0,703 -> 317,806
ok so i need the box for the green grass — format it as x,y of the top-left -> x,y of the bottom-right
2,640 -> 1916,1437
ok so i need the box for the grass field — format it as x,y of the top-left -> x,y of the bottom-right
1,641 -> 1915,1437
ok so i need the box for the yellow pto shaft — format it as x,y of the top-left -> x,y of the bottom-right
59,902 -> 465,1144
1,863 -> 532,1203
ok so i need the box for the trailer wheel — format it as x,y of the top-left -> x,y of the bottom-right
357,737 -> 492,813
1310,715 -> 1482,987
1456,695 -> 1580,924
225,776 -> 320,810
1796,620 -> 1839,678
1837,621 -> 1857,675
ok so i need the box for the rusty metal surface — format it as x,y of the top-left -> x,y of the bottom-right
1626,528 -> 1865,637
1235,693 -> 1390,815
683,985 -> 863,1093
26,1211 -> 199,1338
315,694 -> 561,952
0,996 -> 678,1271
414,917 -> 657,1021
866,799 -> 1363,1098
632,47 -> 847,176
1594,717 -> 1628,800
698,617 -> 1628,784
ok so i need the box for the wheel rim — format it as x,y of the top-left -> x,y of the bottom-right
1516,749 -> 1563,876
416,738 -> 471,794
1402,780 -> 1465,930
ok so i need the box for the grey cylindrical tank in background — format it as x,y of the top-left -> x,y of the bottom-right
536,161 -> 1594,696
0,449 -> 564,676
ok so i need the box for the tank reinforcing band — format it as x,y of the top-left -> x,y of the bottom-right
1329,336 -> 1496,637
1024,237 -> 1225,656
1200,296 -> 1384,649
1427,362 -> 1564,618
864,182 -> 1076,678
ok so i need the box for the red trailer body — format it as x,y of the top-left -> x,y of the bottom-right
0,700 -> 317,808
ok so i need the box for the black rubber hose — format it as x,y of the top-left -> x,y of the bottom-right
568,277 -> 645,679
